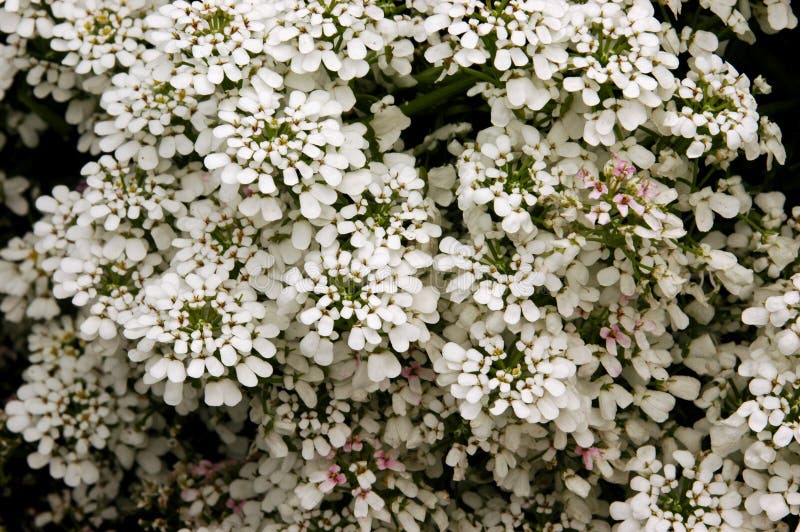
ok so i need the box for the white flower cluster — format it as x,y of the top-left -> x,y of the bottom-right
610,446 -> 744,531
0,0 -> 799,529
4,317 -> 157,487
665,0 -> 797,41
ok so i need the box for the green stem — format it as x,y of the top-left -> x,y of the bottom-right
461,67 -> 501,86
413,66 -> 445,85
400,76 -> 478,116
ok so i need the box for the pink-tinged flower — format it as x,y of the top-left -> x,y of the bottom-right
599,324 -> 632,356
631,318 -> 655,349
226,498 -> 244,516
576,167 -> 593,186
587,179 -> 609,199
636,179 -> 656,199
586,202 -> 611,226
374,450 -> 405,472
352,487 -> 385,518
343,435 -> 363,452
243,187 -> 254,197
576,446 -> 603,471
401,361 -> 435,393
577,168 -> 608,199
180,488 -> 199,502
608,154 -> 635,179
318,464 -> 347,492
191,459 -> 223,477
612,193 -> 645,217
401,360 -> 434,380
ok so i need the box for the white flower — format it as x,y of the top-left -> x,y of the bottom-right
370,99 -> 410,152
689,187 -> 741,232
0,234 -> 59,322
633,386 -> 676,422
0,171 -> 29,215
0,0 -> 798,526
4,321 -> 134,487
50,0 -> 146,78
207,86 -> 367,221
203,378 -> 243,407
124,272 -> 277,406
367,351 -> 402,382
146,0 -> 268,92
612,447 -> 743,531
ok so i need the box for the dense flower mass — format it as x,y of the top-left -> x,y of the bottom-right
0,0 -> 799,529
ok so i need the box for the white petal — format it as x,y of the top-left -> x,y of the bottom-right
776,330 -> 800,355
742,307 -> 769,326
235,363 -> 258,387
222,380 -> 243,406
204,381 -> 224,406
167,360 -> 186,383
709,193 -> 740,218
208,64 -> 224,84
367,352 -> 401,382
137,146 -> 159,171
204,153 -> 230,170
245,356 -> 273,378
164,381 -> 183,405
187,358 -> 205,378
125,239 -> 147,262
